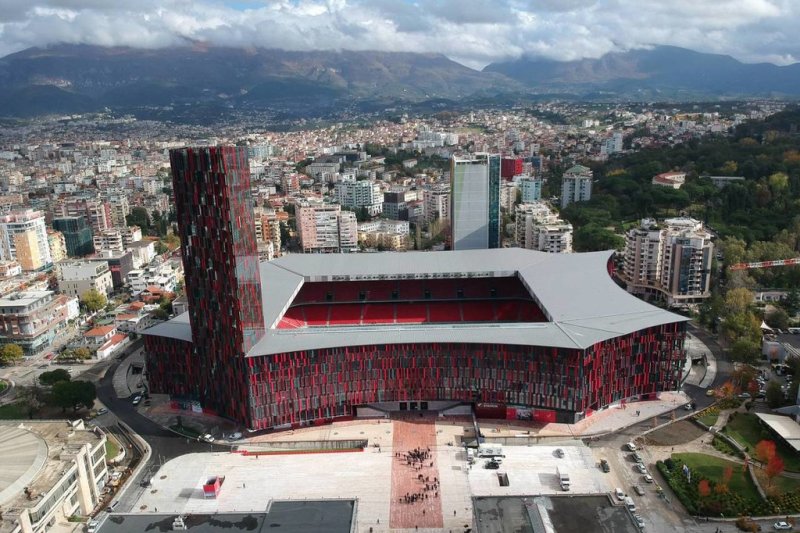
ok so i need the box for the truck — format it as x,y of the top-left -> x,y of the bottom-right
477,443 -> 504,458
557,466 -> 570,491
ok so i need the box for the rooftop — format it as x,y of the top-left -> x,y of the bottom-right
0,421 -> 104,512
0,290 -> 52,308
145,249 -> 687,355
755,413 -> 800,452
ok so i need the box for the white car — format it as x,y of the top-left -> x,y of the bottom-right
643,473 -> 654,483
636,463 -> 648,474
201,433 -> 215,443
132,395 -> 142,405
226,432 -> 243,441
615,488 -> 625,501
86,520 -> 99,533
97,408 -> 108,415
773,522 -> 792,530
627,442 -> 637,451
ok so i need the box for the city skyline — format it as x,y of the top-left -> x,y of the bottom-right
0,0 -> 798,69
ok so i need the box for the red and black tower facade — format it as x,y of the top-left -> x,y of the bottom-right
166,146 -> 264,423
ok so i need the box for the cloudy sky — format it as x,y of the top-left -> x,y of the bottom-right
0,0 -> 798,69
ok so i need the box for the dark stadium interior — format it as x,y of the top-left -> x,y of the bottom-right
277,276 -> 547,328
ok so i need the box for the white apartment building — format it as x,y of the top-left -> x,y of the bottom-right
500,181 -> 518,212
422,184 -> 450,225
0,210 -> 52,271
515,202 -> 573,254
92,229 -> 124,254
622,217 -> 713,305
127,261 -> 180,295
516,176 -> 543,203
297,204 -> 358,253
334,180 -> 383,216
57,261 -> 114,298
560,165 -> 593,209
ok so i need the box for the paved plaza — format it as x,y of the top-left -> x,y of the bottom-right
130,415 -> 625,532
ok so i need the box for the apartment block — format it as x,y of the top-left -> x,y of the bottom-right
622,217 -> 713,305
297,203 -> 358,253
57,261 -> 114,298
560,165 -> 593,209
515,202 -> 573,254
0,210 -> 52,271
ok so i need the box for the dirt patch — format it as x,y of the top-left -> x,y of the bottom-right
644,420 -> 706,446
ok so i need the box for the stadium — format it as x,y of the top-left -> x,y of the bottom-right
144,247 -> 688,431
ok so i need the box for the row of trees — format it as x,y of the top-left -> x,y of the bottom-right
16,373 -> 97,417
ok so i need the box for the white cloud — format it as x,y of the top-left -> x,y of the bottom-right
0,0 -> 796,69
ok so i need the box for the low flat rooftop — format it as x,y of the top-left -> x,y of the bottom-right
100,501 -> 354,533
0,421 -> 103,512
474,495 -> 639,533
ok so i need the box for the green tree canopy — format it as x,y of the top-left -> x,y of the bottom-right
49,381 -> 97,412
573,223 -> 624,252
81,289 -> 107,313
0,343 -> 24,365
38,369 -> 71,386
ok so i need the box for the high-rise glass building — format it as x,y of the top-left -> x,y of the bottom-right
53,216 -> 95,257
450,153 -> 501,250
163,146 -> 265,421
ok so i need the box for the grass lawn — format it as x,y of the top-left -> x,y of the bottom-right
105,438 -> 120,460
723,413 -> 800,472
697,411 -> 719,427
673,452 -> 761,501
0,402 -> 28,419
755,468 -> 800,496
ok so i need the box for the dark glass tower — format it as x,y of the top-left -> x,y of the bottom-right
169,146 -> 265,421
53,216 -> 95,257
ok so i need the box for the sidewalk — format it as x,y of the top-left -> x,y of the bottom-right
684,332 -> 717,388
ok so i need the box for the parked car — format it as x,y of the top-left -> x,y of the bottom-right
600,459 -> 610,473
706,389 -> 716,397
615,488 -> 625,501
226,432 -> 243,441
97,408 -> 108,415
86,520 -> 99,533
633,485 -> 645,496
484,460 -> 500,470
200,433 -> 215,443
773,522 -> 792,531
627,442 -> 637,451
632,452 -> 643,463
737,392 -> 752,399
132,395 -> 142,405
643,474 -> 654,483
633,515 -> 645,529
635,463 -> 648,474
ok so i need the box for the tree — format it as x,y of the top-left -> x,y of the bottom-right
50,381 -> 96,412
0,343 -> 23,365
755,439 -> 777,465
766,308 -> 790,330
16,385 -> 44,418
80,289 -> 107,313
126,207 -> 152,234
724,288 -> 754,316
766,381 -> 785,408
729,340 -> 760,365
38,369 -> 71,386
573,223 -> 624,252
782,288 -> 800,316
72,347 -> 92,361
698,479 -> 711,497
766,455 -> 785,486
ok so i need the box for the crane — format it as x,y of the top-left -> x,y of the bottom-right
728,257 -> 800,271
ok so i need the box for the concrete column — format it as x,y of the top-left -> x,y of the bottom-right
74,445 -> 95,514
18,509 -> 33,533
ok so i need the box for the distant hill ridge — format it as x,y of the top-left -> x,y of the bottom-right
1,44 -> 800,118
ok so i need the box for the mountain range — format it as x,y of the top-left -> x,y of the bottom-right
1,44 -> 799,119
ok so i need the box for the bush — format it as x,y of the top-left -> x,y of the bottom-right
712,435 -> 742,458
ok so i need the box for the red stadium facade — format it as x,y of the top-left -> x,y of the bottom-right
144,147 -> 688,431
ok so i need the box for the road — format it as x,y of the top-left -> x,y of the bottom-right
90,341 -> 226,513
